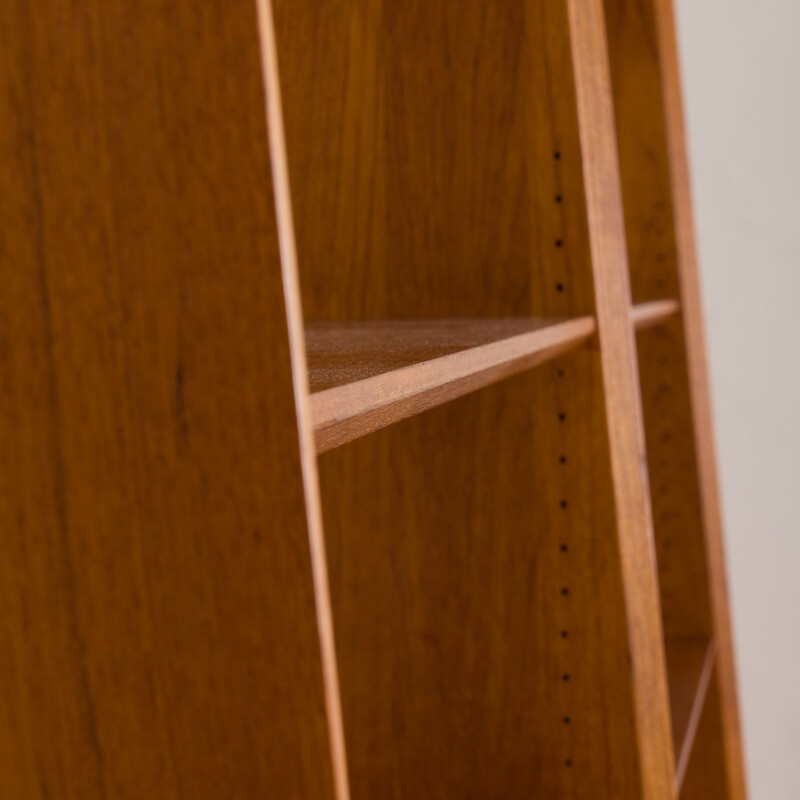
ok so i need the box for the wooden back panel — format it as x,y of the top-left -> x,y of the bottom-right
274,0 -> 595,320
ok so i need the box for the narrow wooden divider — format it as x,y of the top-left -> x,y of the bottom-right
307,317 -> 595,452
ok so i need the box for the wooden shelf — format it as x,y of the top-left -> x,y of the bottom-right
632,299 -> 681,331
306,317 -> 595,453
665,637 -> 717,791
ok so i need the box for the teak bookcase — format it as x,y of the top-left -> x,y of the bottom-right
0,0 -> 747,798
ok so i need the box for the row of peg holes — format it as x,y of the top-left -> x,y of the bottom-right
554,151 -> 566,294
554,151 -> 573,770
551,174 -> 677,765
557,367 -> 573,769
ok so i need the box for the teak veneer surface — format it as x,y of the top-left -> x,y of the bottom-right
307,317 -> 596,451
0,0 -> 338,797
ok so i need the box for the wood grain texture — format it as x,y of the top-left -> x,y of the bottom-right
307,317 -> 596,452
632,300 -> 681,331
567,0 -> 676,795
604,0 -> 748,794
652,3 -> 748,795
275,0 -> 673,796
637,321 -> 713,639
317,350 -> 645,799
275,0 -> 597,320
0,1 -> 338,797
665,637 -> 716,791
256,1 -> 350,796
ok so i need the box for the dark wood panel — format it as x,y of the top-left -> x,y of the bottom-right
0,0 -> 337,797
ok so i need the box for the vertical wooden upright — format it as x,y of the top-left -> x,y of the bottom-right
603,0 -> 748,796
567,1 -> 675,795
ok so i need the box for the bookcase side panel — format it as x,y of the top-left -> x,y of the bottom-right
0,1 -> 337,797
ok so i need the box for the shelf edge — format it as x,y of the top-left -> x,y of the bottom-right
311,316 -> 596,453
632,299 -> 681,331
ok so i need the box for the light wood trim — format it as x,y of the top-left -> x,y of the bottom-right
308,317 -> 596,453
567,1 -> 676,795
255,1 -> 351,798
665,637 -> 717,790
632,300 -> 681,331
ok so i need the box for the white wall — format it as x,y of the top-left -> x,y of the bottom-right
674,1 -> 800,796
